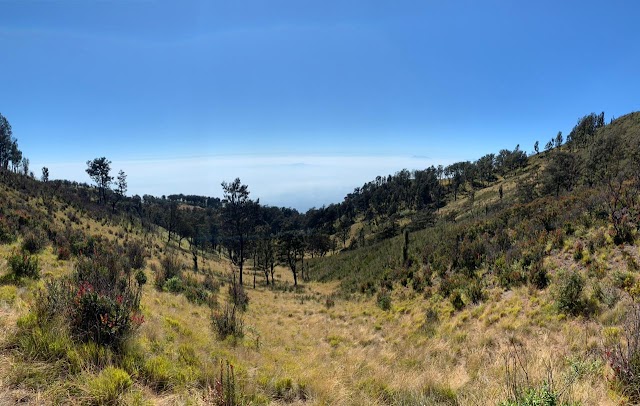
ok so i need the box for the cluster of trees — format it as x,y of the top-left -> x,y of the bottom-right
8,108 -> 635,291
85,157 -> 128,212
0,113 -> 29,175
534,112 -> 606,155
130,179 -> 334,287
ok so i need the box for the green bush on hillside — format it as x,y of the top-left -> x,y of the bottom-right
7,250 -> 40,280
34,241 -> 144,349
555,270 -> 594,317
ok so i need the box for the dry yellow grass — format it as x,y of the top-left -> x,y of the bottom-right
0,185 -> 629,405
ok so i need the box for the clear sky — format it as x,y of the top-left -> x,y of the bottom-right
2,1 -> 639,210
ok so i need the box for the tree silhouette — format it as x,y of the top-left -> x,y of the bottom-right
221,178 -> 257,286
86,157 -> 113,204
111,170 -> 127,213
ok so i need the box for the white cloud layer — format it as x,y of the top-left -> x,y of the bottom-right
33,154 -> 454,211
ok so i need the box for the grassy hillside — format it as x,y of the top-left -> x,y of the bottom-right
1,112 -> 640,405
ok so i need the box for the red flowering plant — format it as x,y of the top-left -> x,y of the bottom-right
35,240 -> 146,349
69,242 -> 145,348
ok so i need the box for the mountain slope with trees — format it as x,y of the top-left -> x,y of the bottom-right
0,110 -> 639,404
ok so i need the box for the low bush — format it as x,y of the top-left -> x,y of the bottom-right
528,262 -> 549,290
163,276 -> 183,293
35,241 -> 144,349
228,273 -> 249,310
154,252 -> 182,290
376,290 -> 391,311
57,245 -> 71,260
207,360 -> 238,406
211,304 -> 244,340
183,278 -> 210,306
495,257 -> 527,290
464,279 -> 485,304
499,383 -> 569,406
21,227 -> 48,254
7,250 -> 40,279
126,239 -> 147,270
0,216 -> 16,243
450,290 -> 465,311
605,303 -> 640,402
555,270 -> 593,317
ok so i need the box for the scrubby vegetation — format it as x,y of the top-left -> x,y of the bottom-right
1,110 -> 640,404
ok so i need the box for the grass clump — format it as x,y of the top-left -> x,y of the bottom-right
0,284 -> 18,304
86,367 -> 132,404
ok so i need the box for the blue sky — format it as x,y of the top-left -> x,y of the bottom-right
2,1 -> 639,210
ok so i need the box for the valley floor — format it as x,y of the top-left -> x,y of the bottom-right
0,230 -> 630,405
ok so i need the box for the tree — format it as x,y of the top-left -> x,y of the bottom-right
11,143 -> 22,172
337,216 -> 351,247
41,167 -> 49,183
20,157 -> 29,176
554,131 -> 563,148
255,227 -> 276,286
533,141 -> 539,155
543,152 -> 581,197
476,154 -> 496,186
111,170 -> 127,213
0,113 -> 15,171
278,231 -> 305,286
544,140 -> 554,152
86,157 -> 113,204
221,178 -> 258,286
308,233 -> 331,258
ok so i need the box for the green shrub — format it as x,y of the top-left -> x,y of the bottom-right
154,252 -> 182,290
163,276 -> 183,293
134,269 -> 147,287
211,304 -> 244,340
450,290 -> 465,311
495,257 -> 527,289
57,245 -> 71,260
35,241 -> 144,349
499,382 -> 568,406
228,274 -> 249,310
126,240 -> 147,270
376,290 -> 392,311
183,280 -> 210,305
0,216 -> 16,243
464,279 -> 485,304
21,228 -> 48,254
555,270 -> 589,316
528,262 -> 549,290
7,250 -> 40,279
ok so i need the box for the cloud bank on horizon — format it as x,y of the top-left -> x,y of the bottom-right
33,154 -> 452,211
